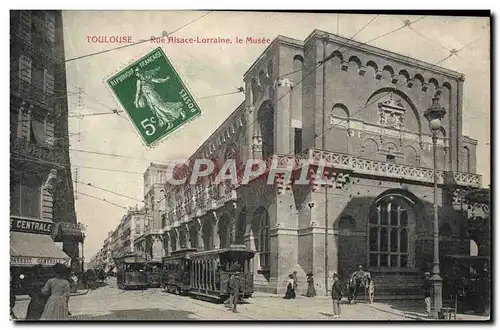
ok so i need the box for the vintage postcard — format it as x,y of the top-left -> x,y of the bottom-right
9,10 -> 491,321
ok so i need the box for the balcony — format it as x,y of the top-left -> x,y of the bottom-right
300,149 -> 482,188
11,137 -> 64,166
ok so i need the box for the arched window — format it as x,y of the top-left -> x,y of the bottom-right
257,208 -> 270,269
369,201 -> 409,268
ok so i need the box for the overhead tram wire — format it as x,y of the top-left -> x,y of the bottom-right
11,154 -> 144,175
65,12 -> 213,63
235,14 -> 382,152
402,17 -> 489,76
76,180 -> 167,208
76,180 -> 144,204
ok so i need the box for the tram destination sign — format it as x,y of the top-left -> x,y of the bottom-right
10,217 -> 53,235
107,47 -> 201,147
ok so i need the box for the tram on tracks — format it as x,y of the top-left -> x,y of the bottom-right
160,245 -> 255,302
114,253 -> 148,290
145,260 -> 163,288
162,248 -> 198,294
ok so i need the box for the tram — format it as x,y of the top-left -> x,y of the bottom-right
160,245 -> 255,302
162,248 -> 198,294
189,245 -> 255,302
145,261 -> 163,288
114,253 -> 148,290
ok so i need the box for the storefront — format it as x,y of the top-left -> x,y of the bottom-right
51,222 -> 85,273
10,216 -> 71,294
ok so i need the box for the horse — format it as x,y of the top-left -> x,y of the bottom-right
347,272 -> 374,304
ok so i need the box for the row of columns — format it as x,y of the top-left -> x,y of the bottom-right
163,208 -> 239,255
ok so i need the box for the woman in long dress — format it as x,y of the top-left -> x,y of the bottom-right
25,266 -> 48,320
134,67 -> 185,130
306,273 -> 316,297
40,263 -> 71,320
283,274 -> 296,299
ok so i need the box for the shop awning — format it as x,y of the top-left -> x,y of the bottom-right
10,231 -> 71,267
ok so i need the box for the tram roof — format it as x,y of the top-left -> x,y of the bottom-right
190,246 -> 256,258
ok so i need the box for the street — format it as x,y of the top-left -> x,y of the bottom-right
12,278 -> 412,321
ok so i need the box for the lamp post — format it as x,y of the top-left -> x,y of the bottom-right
423,97 -> 446,319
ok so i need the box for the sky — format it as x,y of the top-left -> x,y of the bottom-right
60,11 -> 490,259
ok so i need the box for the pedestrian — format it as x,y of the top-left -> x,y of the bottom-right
10,274 -> 17,320
40,263 -> 71,320
292,271 -> 298,294
283,274 -> 296,299
331,272 -> 344,319
306,273 -> 316,297
231,273 -> 241,313
25,265 -> 49,320
423,272 -> 432,318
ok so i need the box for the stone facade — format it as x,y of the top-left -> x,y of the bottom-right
161,30 -> 482,297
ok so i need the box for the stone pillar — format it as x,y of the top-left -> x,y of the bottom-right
196,220 -> 204,250
152,235 -> 163,260
185,225 -> 192,249
174,228 -> 181,252
212,212 -> 220,250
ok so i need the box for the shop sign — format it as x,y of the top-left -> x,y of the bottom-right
10,217 -> 53,235
11,256 -> 70,267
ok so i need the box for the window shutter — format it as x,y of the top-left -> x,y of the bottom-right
45,12 -> 56,43
30,118 -> 47,145
46,119 -> 55,145
19,11 -> 32,42
18,55 -> 32,84
44,69 -> 54,96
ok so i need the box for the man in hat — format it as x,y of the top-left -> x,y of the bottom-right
331,272 -> 344,319
423,272 -> 432,317
231,273 -> 241,313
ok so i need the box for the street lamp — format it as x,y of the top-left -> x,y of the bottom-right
423,97 -> 446,319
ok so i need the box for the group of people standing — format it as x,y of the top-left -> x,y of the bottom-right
283,271 -> 318,299
10,263 -> 72,321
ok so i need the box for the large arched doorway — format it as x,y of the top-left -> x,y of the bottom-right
257,101 -> 274,159
368,192 -> 419,269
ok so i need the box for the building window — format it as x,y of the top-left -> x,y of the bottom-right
369,201 -> 409,268
257,208 -> 270,270
10,176 -> 41,218
43,69 -> 54,96
19,11 -> 32,42
19,55 -> 32,84
44,12 -> 55,43
30,117 -> 47,145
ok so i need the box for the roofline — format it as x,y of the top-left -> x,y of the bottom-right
243,35 -> 304,79
184,101 -> 245,162
304,29 -> 464,80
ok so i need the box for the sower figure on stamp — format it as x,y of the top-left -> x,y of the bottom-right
134,67 -> 185,130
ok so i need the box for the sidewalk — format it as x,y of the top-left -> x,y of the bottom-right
249,292 -> 490,321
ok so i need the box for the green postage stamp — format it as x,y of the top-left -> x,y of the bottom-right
107,47 -> 201,147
